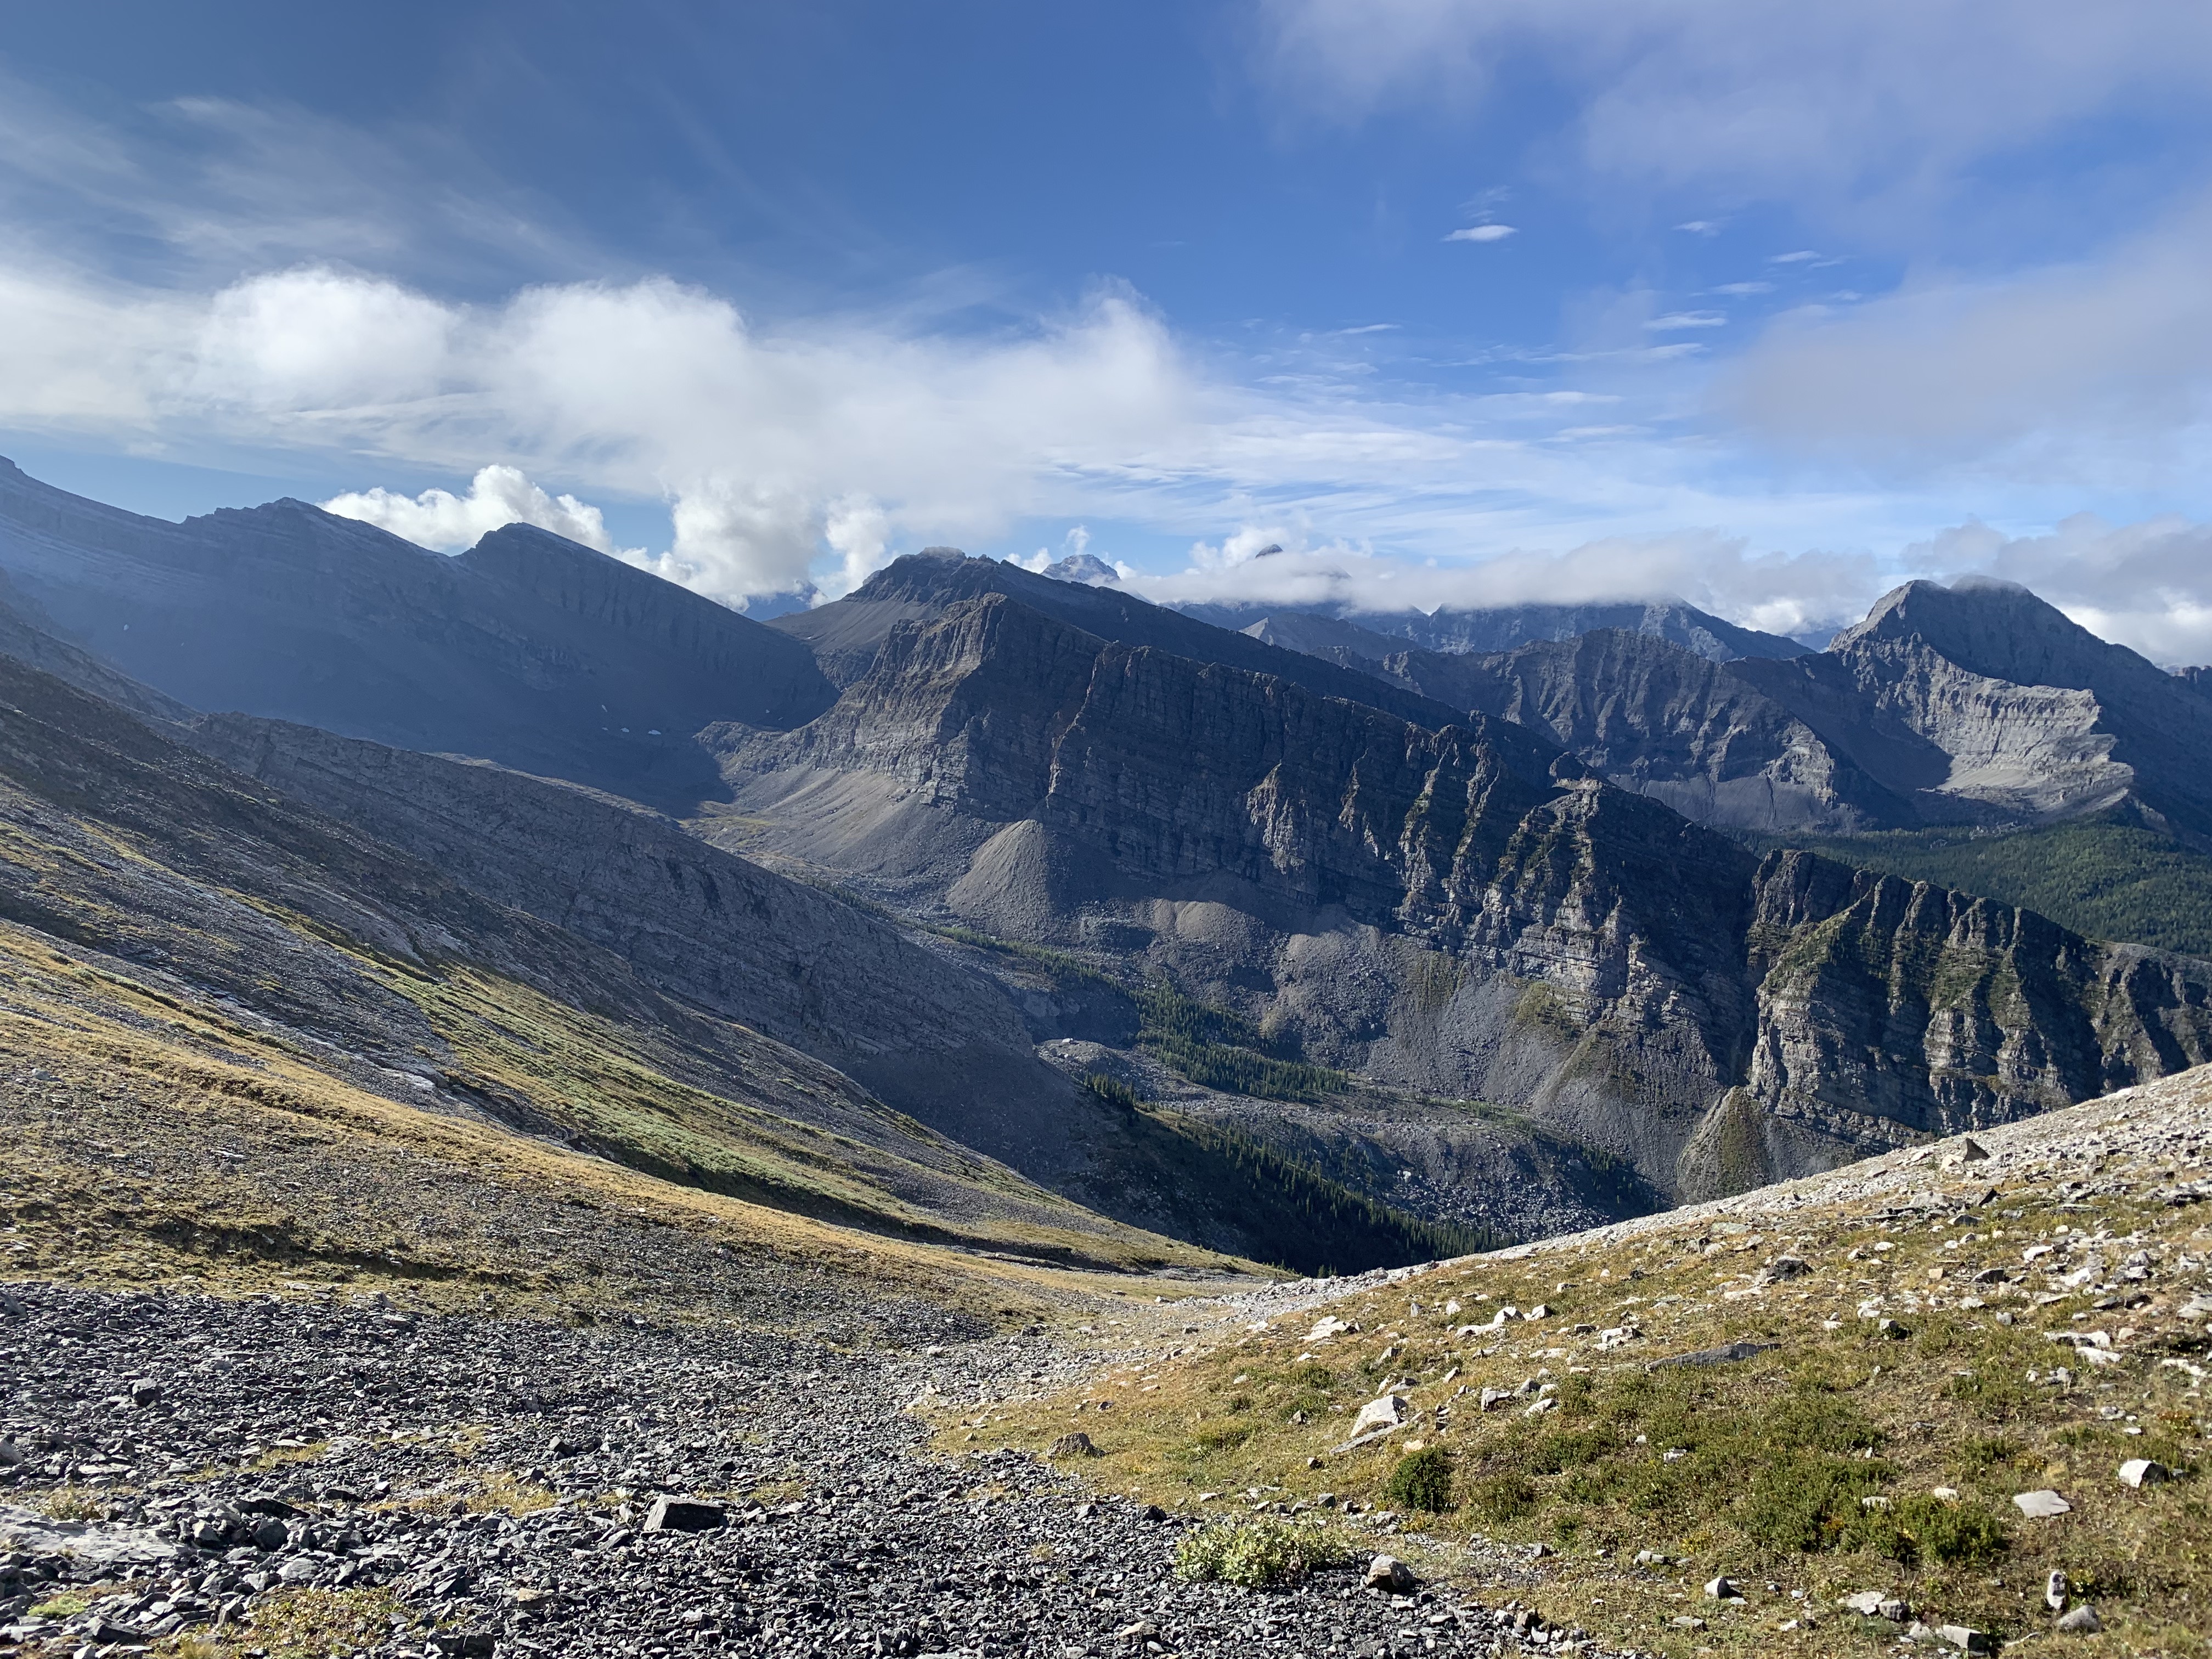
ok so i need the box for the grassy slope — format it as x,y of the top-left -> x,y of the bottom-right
1743,813 -> 2212,959
0,920 -> 1254,1331
964,1073 -> 2212,1657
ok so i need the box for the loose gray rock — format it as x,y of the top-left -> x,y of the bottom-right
1048,1432 -> 1101,1460
2013,1489 -> 2073,1518
2056,1605 -> 2102,1634
2118,1458 -> 2170,1488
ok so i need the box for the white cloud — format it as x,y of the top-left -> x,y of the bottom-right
1768,250 -> 1825,265
1712,281 -> 1773,296
0,258 -> 1212,603
1916,511 -> 2212,664
1134,524 -> 1877,641
1250,1 -> 2212,237
323,464 -> 621,554
1646,311 -> 1725,331
1444,224 -> 1516,242
1718,195 -> 2212,472
197,268 -> 454,411
1675,220 -> 1724,235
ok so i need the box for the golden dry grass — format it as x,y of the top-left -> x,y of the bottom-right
0,920 -> 1252,1337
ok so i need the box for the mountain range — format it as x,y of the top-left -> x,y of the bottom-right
1,455 -> 2207,1268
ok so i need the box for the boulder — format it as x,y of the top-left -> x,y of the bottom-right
1047,1432 -> 1100,1460
641,1496 -> 727,1533
2056,1605 -> 2102,1634
1349,1394 -> 1413,1438
1364,1555 -> 1416,1594
2118,1458 -> 2170,1488
2012,1489 -> 2072,1519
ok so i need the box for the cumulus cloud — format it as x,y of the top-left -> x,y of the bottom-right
196,269 -> 455,411
1916,511 -> 2212,664
322,464 -> 621,554
0,258 -> 1209,603
1444,224 -> 1516,242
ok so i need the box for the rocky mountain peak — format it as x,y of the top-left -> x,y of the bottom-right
1832,576 -> 2156,695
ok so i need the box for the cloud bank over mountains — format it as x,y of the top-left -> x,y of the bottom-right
2,5 -> 2210,652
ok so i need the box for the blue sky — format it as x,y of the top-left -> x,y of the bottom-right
3,2 -> 2211,652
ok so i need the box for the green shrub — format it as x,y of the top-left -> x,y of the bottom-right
1849,1495 -> 2009,1566
1947,1365 -> 2037,1425
1957,1434 -> 2026,1474
1383,1446 -> 1457,1514
1190,1423 -> 1255,1454
1470,1472 -> 1538,1523
1899,1496 -> 2010,1566
1174,1521 -> 1351,1587
1737,1454 -> 1882,1553
1530,1427 -> 1615,1474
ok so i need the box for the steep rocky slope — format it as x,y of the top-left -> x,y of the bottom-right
0,458 -> 833,811
710,591 -> 2212,1206
0,648 -> 1139,1254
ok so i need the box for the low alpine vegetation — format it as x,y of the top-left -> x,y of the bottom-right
1173,1520 -> 1352,1588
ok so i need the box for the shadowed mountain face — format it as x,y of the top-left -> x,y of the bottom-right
0,458 -> 834,811
711,589 -> 2212,1202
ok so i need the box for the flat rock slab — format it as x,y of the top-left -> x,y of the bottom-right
0,1504 -> 178,1567
1649,1341 -> 1779,1370
642,1496 -> 727,1533
2012,1489 -> 2073,1518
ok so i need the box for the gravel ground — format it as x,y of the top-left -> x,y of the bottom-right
0,1286 -> 1635,1659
